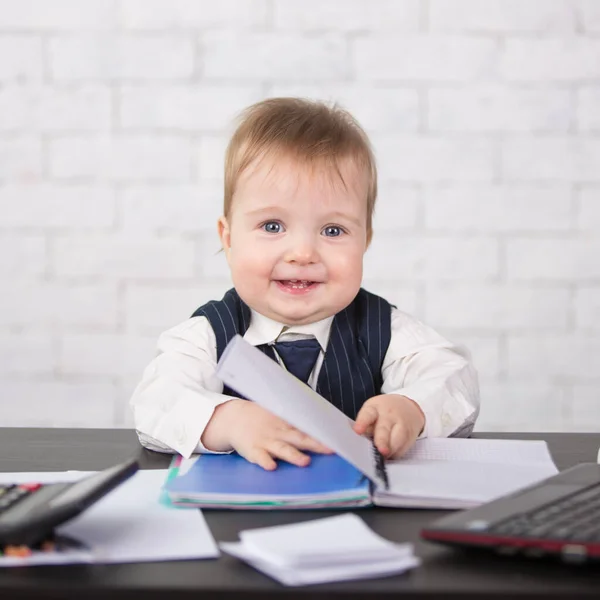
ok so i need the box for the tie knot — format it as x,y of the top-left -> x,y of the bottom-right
273,338 -> 321,384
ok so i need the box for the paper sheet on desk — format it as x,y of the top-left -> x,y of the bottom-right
220,514 -> 420,586
0,470 -> 219,567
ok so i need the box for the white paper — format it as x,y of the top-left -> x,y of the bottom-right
0,471 -> 89,485
221,541 -> 420,586
220,514 -> 420,586
240,514 -> 411,568
374,438 -> 559,509
377,461 -> 559,508
216,335 -> 383,487
403,437 -> 556,465
0,469 -> 219,567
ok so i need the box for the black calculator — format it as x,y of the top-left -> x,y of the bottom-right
0,459 -> 139,548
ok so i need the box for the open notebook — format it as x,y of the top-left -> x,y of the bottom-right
163,335 -> 558,510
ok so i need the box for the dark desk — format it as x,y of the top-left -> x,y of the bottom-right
1,428 -> 599,599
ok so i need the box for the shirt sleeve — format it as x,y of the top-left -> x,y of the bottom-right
380,307 -> 480,439
129,316 -> 236,458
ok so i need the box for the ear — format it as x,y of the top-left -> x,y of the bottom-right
364,226 -> 372,251
217,216 -> 231,256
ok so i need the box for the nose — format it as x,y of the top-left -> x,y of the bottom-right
284,233 -> 319,265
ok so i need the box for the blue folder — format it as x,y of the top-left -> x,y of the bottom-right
163,452 -> 372,509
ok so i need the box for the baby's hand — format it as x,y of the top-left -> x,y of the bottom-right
353,394 -> 425,459
202,400 -> 332,471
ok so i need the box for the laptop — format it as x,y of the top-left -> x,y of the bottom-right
421,463 -> 600,564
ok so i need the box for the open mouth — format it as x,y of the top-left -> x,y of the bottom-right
275,280 -> 320,292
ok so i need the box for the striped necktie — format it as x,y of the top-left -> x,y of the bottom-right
272,338 -> 321,384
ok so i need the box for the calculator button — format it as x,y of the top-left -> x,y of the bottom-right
0,485 -> 15,497
19,483 -> 41,492
0,486 -> 32,513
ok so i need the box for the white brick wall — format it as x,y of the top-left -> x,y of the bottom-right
427,87 -> 572,132
501,39 -> 600,82
53,235 -> 197,279
0,0 -> 118,30
374,137 -> 495,182
0,37 -> 42,81
0,185 -> 116,228
428,0 -> 577,33
50,136 -> 194,181
121,0 -> 269,30
579,187 -> 600,229
0,86 -> 112,132
423,186 -> 573,231
272,0 -> 421,31
119,85 -> 263,131
1,0 -> 598,434
502,138 -> 600,182
354,37 -> 499,82
0,137 -> 42,180
202,32 -> 350,80
0,283 -> 118,329
582,0 -> 600,32
49,36 -> 195,80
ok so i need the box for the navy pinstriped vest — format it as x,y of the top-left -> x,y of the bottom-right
191,288 -> 392,420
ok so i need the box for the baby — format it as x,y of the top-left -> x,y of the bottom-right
131,97 -> 480,470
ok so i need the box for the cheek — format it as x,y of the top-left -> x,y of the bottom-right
229,235 -> 273,275
327,246 -> 364,281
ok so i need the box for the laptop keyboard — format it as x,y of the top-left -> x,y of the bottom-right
489,483 -> 600,542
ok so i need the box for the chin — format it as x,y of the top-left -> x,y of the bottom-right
278,306 -> 335,326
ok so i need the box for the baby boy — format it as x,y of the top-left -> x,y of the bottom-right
130,97 -> 480,470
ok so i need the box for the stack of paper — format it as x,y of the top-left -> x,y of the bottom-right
220,514 -> 420,586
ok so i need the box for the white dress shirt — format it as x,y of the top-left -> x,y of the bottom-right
131,307 -> 480,458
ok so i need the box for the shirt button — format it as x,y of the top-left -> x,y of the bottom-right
442,413 -> 452,427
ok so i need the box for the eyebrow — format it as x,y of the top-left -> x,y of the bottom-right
244,206 -> 364,227
325,211 -> 364,227
245,206 -> 286,217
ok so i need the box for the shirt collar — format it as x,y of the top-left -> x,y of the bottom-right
243,310 -> 333,352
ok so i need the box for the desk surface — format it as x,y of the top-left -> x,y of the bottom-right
1,428 -> 599,600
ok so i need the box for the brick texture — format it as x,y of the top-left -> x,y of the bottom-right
0,0 -> 598,433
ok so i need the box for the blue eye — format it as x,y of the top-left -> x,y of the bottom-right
262,221 -> 283,234
323,226 -> 343,237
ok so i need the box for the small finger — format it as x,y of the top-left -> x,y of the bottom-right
392,424 -> 419,459
353,405 -> 378,435
245,448 -> 277,471
388,422 -> 409,457
373,419 -> 393,457
282,429 -> 333,454
266,440 -> 311,467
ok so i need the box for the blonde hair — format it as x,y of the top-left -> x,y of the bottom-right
224,97 -> 377,245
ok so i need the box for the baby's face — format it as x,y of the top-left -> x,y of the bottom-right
218,156 -> 369,326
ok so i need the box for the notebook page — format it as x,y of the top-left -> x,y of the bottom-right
376,460 -> 559,507
216,335 -> 383,487
403,438 -> 556,467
